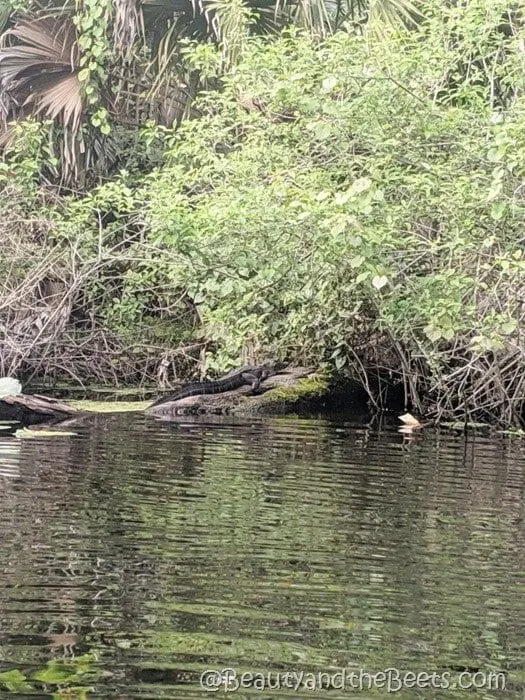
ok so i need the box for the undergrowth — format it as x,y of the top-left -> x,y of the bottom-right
1,2 -> 524,426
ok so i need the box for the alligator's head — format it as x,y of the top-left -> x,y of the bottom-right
261,360 -> 287,377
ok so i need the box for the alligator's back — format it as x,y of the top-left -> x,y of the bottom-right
149,365 -> 258,407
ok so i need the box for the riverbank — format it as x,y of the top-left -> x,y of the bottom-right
2,14 -> 525,429
4,370 -> 524,436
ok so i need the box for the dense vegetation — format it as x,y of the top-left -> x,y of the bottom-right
0,0 -> 524,426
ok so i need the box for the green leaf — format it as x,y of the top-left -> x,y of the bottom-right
0,670 -> 33,692
501,319 -> 517,335
311,122 -> 333,140
335,354 -> 347,370
424,326 -> 443,343
350,256 -> 365,269
372,275 -> 388,290
356,271 -> 370,284
32,665 -> 77,684
491,202 -> 507,220
321,76 -> 337,92
334,191 -> 351,206
351,177 -> 372,195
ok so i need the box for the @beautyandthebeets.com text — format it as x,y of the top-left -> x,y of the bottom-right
200,667 -> 506,693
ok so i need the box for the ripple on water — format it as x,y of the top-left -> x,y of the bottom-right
0,413 -> 523,697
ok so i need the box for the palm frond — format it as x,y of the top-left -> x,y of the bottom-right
32,73 -> 83,131
0,2 -> 11,34
271,0 -> 420,34
205,0 -> 254,66
113,0 -> 145,58
368,0 -> 422,28
0,17 -> 81,122
0,15 -> 84,178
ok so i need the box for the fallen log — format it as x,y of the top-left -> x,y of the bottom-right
0,389 -> 79,426
145,366 -> 331,418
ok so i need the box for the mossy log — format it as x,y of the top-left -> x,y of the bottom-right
145,366 -> 334,418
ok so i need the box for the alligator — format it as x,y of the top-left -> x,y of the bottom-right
149,362 -> 284,408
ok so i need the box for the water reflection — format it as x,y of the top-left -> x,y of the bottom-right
0,413 -> 523,696
0,437 -> 20,478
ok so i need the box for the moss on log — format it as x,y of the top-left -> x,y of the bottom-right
145,366 -> 335,418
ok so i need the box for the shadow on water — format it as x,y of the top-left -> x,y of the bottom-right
0,412 -> 524,697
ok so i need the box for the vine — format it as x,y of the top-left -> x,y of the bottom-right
74,0 -> 112,135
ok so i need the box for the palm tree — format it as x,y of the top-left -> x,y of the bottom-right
0,15 -> 83,178
0,0 -> 421,182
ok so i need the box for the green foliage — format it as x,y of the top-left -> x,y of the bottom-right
0,654 -> 97,695
0,0 -> 425,183
0,118 -> 56,195
0,0 -> 524,424
132,10 -> 524,422
0,669 -> 33,693
74,0 -> 112,134
0,15 -> 85,179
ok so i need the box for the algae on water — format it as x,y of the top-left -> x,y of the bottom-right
70,400 -> 149,413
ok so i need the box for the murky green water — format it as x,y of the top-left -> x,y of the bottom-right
0,413 -> 524,698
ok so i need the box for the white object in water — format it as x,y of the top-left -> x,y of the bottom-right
398,412 -> 422,427
0,377 -> 22,398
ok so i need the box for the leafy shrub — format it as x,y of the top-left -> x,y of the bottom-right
135,12 -> 525,423
1,1 -> 524,424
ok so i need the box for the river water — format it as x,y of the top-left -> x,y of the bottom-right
0,412 -> 523,697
